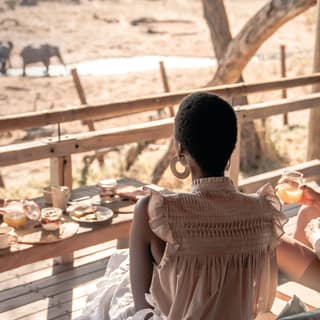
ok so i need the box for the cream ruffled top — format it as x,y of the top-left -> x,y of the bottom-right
146,177 -> 288,320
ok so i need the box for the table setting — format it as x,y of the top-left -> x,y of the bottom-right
0,178 -> 154,251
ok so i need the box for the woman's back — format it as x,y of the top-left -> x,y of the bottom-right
148,177 -> 287,320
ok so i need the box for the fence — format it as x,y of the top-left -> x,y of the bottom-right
1,73 -> 320,190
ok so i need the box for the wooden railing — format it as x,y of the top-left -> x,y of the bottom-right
1,73 -> 320,132
1,73 -> 320,190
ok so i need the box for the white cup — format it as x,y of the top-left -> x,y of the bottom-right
0,226 -> 17,249
51,186 -> 71,211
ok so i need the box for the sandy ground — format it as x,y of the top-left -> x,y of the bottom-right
0,0 -> 318,197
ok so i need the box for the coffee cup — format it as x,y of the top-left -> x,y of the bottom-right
51,185 -> 71,212
0,226 -> 17,249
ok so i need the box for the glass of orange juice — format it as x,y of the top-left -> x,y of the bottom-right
276,170 -> 303,204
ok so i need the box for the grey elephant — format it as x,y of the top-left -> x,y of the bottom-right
0,41 -> 14,75
20,44 -> 66,76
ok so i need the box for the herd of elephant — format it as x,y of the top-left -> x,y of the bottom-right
0,41 -> 66,76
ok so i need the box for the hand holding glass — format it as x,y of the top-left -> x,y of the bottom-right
276,170 -> 303,204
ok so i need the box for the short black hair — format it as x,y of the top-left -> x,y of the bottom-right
175,92 -> 237,176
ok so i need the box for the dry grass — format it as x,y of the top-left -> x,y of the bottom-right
0,0 -> 318,198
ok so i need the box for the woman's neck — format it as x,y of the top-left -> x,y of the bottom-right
191,170 -> 225,181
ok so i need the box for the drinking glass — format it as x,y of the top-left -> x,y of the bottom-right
276,170 -> 303,204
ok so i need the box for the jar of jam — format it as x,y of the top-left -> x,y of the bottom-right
41,207 -> 62,231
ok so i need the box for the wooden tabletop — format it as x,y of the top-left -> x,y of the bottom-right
0,178 -> 143,273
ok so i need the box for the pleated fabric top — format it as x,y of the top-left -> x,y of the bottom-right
147,177 -> 288,320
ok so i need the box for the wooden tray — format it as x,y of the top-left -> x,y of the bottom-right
16,221 -> 79,244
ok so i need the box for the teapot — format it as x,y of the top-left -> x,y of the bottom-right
0,200 -> 41,228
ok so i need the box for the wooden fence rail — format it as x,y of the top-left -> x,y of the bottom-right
1,93 -> 320,170
0,119 -> 173,166
1,73 -> 320,132
1,74 -> 320,189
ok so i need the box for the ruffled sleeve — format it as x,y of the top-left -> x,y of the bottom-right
257,183 -> 289,243
144,187 -> 175,244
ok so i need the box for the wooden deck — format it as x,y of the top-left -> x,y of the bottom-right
0,240 -> 118,320
0,203 -> 315,320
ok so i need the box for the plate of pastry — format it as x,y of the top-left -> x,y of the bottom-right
67,204 -> 114,224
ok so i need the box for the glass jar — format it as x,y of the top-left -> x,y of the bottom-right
41,207 -> 62,231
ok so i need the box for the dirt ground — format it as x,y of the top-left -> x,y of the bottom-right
0,0 -> 318,197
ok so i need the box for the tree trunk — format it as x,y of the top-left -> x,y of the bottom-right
307,0 -> 320,160
152,138 -> 175,184
202,0 -> 261,171
151,0 -> 317,183
209,0 -> 316,85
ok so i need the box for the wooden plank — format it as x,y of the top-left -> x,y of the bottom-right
239,159 -> 320,193
0,284 -> 32,303
0,290 -> 44,313
0,241 -> 116,290
0,261 -> 106,313
0,298 -> 50,320
27,259 -> 106,294
237,93 -> 320,122
1,93 -> 320,168
1,90 -> 320,168
0,216 -> 132,273
1,274 -> 104,319
1,73 -> 320,132
0,118 -> 174,167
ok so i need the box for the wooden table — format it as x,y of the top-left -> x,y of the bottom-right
0,178 -> 143,273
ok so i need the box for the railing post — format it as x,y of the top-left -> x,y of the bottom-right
71,68 -> 104,167
50,155 -> 72,189
50,154 -> 73,265
159,61 -> 175,117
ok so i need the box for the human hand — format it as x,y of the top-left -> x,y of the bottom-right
275,178 -> 320,207
298,184 -> 320,207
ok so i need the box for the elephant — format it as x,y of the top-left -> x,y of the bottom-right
20,44 -> 66,76
0,41 -> 14,75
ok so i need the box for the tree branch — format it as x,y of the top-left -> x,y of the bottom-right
210,0 -> 316,85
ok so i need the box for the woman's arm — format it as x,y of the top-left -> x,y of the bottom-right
277,234 -> 320,291
129,196 -> 155,312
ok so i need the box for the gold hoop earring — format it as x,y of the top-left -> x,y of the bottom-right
170,156 -> 190,179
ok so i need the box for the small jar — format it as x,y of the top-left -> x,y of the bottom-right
41,207 -> 62,231
97,179 -> 117,202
